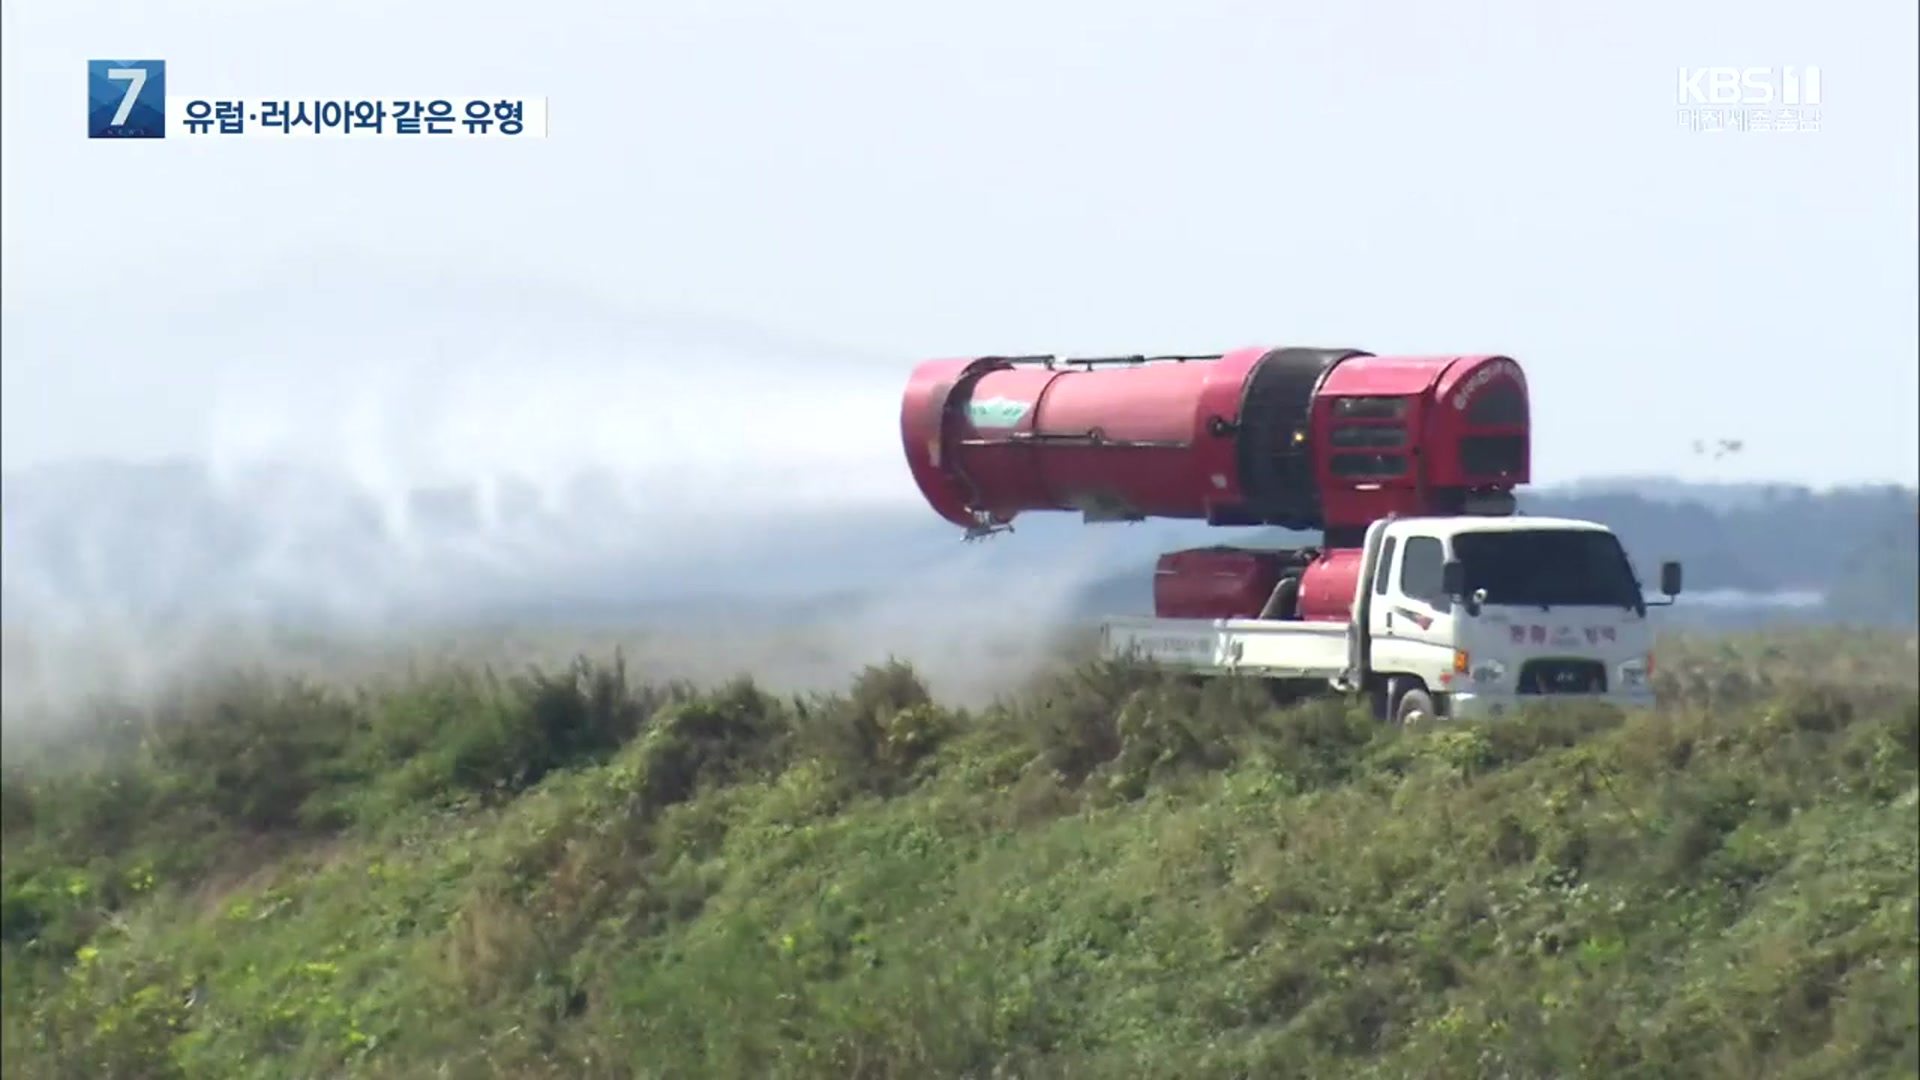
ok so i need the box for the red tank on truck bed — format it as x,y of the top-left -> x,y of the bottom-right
1153,547 -> 1316,621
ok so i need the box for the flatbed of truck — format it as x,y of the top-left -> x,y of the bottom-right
1100,615 -> 1351,680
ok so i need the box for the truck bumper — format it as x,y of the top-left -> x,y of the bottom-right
1445,688 -> 1659,720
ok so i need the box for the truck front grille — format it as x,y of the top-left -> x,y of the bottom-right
1518,658 -> 1607,695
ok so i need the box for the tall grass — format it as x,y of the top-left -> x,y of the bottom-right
2,628 -> 1915,1078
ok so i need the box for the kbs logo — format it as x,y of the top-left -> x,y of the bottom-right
1677,67 -> 1821,106
1676,66 -> 1822,135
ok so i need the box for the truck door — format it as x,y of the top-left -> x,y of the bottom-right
1365,534 -> 1399,645
1380,533 -> 1454,647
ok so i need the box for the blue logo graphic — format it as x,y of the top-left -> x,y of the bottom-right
88,59 -> 167,138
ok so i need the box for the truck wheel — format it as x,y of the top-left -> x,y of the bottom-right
1392,683 -> 1436,726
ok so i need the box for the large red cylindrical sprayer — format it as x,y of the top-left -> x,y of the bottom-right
900,346 -> 1534,622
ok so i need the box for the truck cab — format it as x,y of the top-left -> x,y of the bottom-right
1357,515 -> 1681,720
1099,514 -> 1684,723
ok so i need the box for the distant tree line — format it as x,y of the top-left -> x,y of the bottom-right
1527,486 -> 1917,625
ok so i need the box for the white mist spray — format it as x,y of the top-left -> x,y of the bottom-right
1,267 -> 1130,730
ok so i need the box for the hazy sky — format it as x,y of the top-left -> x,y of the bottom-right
3,0 -> 1916,489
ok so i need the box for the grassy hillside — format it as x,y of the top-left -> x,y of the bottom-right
2,631 -> 1916,1079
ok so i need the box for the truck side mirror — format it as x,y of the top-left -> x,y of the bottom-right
1441,559 -> 1466,599
1659,560 -> 1683,597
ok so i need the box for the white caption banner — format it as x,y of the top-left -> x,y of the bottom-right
162,96 -> 549,138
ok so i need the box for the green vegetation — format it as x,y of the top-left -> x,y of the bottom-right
3,631 -> 1916,1079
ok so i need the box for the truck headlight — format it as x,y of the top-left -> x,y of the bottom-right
1617,655 -> 1651,689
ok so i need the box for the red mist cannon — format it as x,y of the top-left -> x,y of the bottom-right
900,347 -> 1532,622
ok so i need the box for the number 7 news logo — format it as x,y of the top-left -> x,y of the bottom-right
88,59 -> 166,138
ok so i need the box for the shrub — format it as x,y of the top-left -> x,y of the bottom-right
1008,658 -> 1173,785
793,659 -> 954,792
374,656 -> 686,808
145,674 -> 358,832
633,676 -> 791,813
1103,675 -> 1272,801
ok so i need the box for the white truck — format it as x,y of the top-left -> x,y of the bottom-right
1097,514 -> 1684,724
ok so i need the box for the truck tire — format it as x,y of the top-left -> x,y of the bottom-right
1392,681 -> 1436,726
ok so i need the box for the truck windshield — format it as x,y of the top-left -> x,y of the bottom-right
1453,529 -> 1644,610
